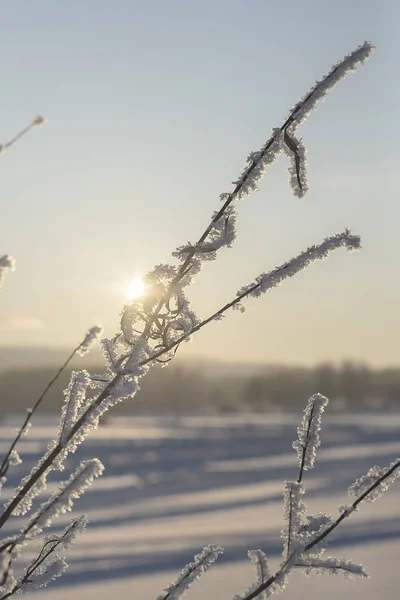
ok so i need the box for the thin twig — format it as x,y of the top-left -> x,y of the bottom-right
241,459 -> 400,599
297,402 -> 315,484
134,62 -> 339,349
304,457 -> 400,553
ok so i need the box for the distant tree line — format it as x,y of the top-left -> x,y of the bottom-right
1,360 -> 400,417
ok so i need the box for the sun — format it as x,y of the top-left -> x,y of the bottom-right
127,278 -> 145,300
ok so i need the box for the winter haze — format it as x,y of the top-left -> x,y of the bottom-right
1,2 -> 399,600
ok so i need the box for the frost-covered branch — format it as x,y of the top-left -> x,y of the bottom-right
293,394 -> 329,483
0,116 -> 46,155
133,229 -> 360,368
156,545 -> 223,600
0,463 -> 101,592
304,456 -> 400,555
234,391 -> 400,599
0,516 -> 87,599
282,482 -> 306,558
295,556 -> 368,580
233,550 -> 271,600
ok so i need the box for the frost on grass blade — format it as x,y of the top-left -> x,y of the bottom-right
58,371 -> 90,444
156,545 -> 223,600
77,325 -> 103,357
17,556 -> 68,593
282,128 -> 309,198
287,41 -> 375,129
230,129 -> 283,200
282,482 -> 307,557
293,394 -> 329,473
234,550 -> 271,600
174,206 -> 238,264
17,515 -> 88,594
296,556 -> 369,580
297,513 -> 333,558
348,459 -> 400,503
8,451 -> 22,468
27,459 -> 103,534
236,230 -> 360,308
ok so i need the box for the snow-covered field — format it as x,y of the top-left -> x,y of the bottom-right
1,412 -> 400,600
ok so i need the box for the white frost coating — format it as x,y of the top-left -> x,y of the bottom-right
27,459 -> 103,534
8,450 -> 22,468
338,504 -> 357,517
18,556 -> 68,592
281,129 -> 309,198
58,371 -> 90,443
174,206 -> 238,263
296,556 -> 369,580
292,394 -> 329,471
282,482 -> 307,556
348,459 -> 400,503
0,255 -> 16,288
286,42 -> 374,129
171,130 -> 282,289
297,513 -> 333,558
234,550 -> 271,600
237,230 -> 360,304
77,325 -> 103,357
6,470 -> 48,516
39,514 -> 88,552
231,129 -> 283,199
6,370 -> 105,517
2,516 -> 88,596
155,545 -> 223,600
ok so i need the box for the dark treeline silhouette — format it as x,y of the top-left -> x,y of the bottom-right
0,360 -> 400,418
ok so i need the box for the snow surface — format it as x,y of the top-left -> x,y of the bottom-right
1,412 -> 400,599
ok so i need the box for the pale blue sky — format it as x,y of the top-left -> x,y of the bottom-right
1,1 -> 399,366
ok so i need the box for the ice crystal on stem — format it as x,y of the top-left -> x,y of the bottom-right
293,394 -> 329,474
156,545 -> 223,600
77,326 -> 103,357
286,42 -> 374,129
237,231 -> 360,304
9,518 -> 86,598
58,371 -> 91,444
296,556 -> 369,580
282,482 -> 307,557
234,550 -> 271,600
348,459 -> 400,503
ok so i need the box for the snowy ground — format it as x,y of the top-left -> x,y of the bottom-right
1,412 -> 400,600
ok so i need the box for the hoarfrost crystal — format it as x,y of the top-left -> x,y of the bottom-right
156,545 -> 223,600
293,394 -> 329,471
234,550 -> 271,600
77,326 -> 103,357
348,459 -> 400,503
296,556 -> 369,580
282,482 -> 307,556
237,231 -> 360,302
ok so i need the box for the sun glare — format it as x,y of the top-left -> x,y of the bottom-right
127,278 -> 145,300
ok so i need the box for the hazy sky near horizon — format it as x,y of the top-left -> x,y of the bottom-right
1,1 -> 399,367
